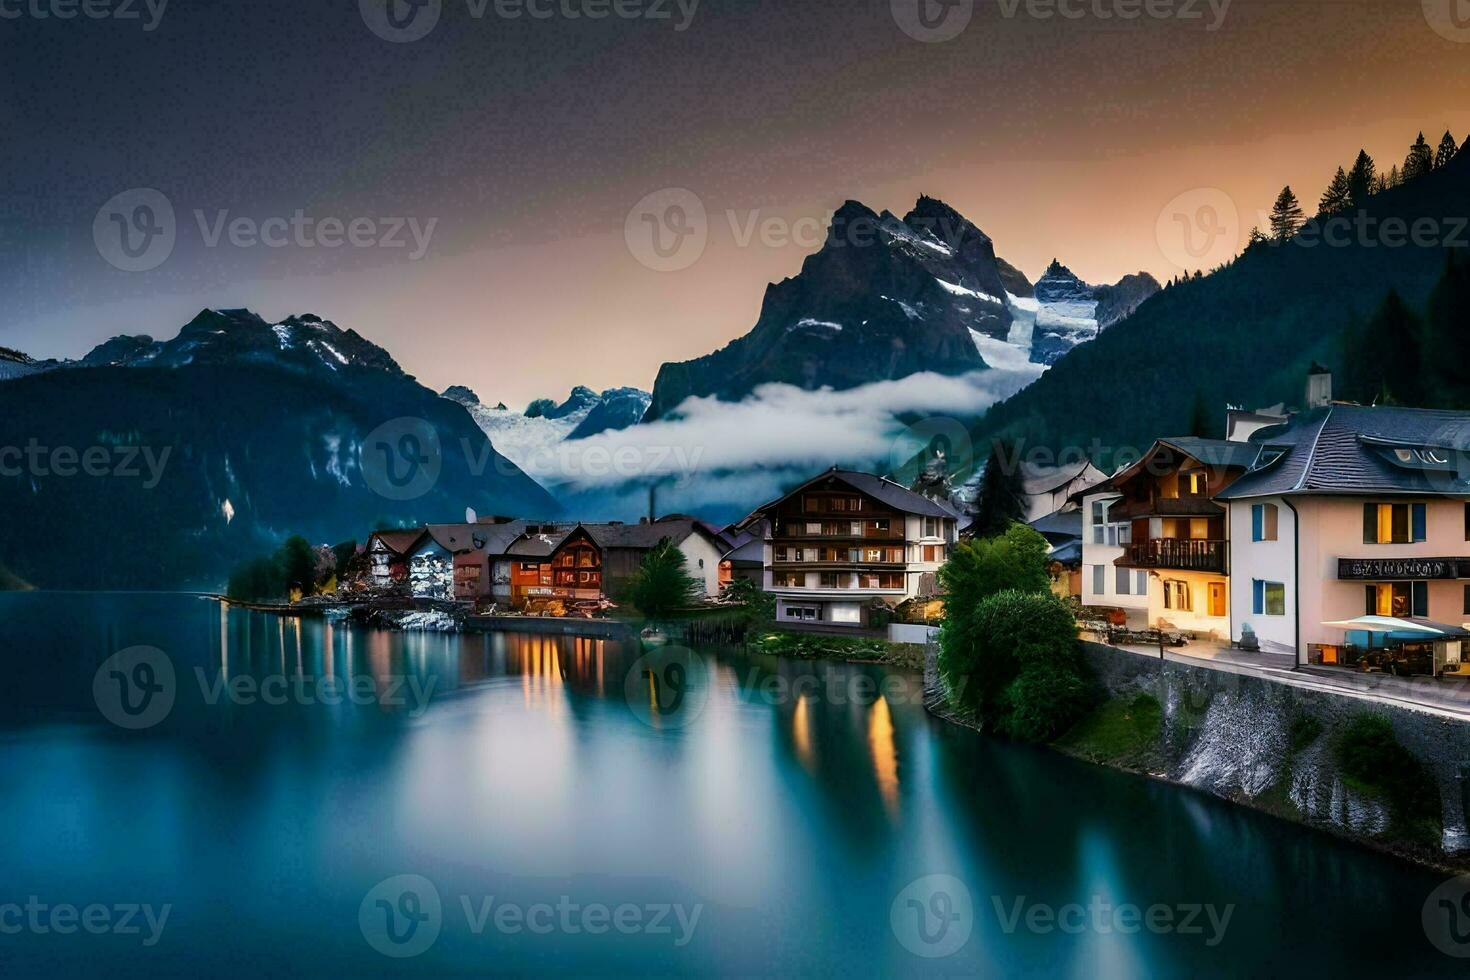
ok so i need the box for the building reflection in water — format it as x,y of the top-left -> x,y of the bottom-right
792,694 -> 817,773
869,694 -> 899,817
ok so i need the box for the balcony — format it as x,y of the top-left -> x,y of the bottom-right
1121,538 -> 1228,573
1111,495 -> 1224,520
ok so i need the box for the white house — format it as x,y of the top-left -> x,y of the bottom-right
1218,403 -> 1470,665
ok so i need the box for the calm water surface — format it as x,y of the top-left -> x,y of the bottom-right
0,592 -> 1461,977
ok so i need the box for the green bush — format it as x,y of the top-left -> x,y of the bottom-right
938,588 -> 1091,740
1335,713 -> 1439,836
1288,712 -> 1323,754
625,539 -> 704,617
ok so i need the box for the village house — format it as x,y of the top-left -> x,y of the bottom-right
1217,403 -> 1470,672
1079,437 -> 1259,636
739,468 -> 960,628
365,529 -> 428,589
423,519 -> 528,603
504,517 -> 725,611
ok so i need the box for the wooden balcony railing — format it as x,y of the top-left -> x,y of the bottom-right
1123,538 -> 1228,573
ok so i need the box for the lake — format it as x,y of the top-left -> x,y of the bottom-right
0,592 -> 1463,976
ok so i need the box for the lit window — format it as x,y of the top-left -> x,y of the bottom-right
1363,503 -> 1426,544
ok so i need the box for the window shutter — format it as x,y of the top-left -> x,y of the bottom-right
1363,503 -> 1376,543
1252,505 -> 1263,542
1412,503 -> 1427,543
1413,581 -> 1428,618
1252,579 -> 1264,615
1265,504 -> 1278,541
1366,585 -> 1376,616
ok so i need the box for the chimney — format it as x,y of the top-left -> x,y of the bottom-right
648,483 -> 657,524
1306,362 -> 1332,409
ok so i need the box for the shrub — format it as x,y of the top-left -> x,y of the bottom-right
938,588 -> 1091,739
1288,712 -> 1323,754
1335,713 -> 1439,833
625,539 -> 703,617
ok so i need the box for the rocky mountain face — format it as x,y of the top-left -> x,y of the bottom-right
1029,260 -> 1162,365
0,310 -> 559,589
568,387 -> 653,439
0,346 -> 44,381
645,196 -> 1021,420
454,384 -> 653,475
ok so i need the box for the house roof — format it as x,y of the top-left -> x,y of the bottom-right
507,524 -> 576,558
426,521 -> 528,555
725,537 -> 764,566
1028,508 -> 1083,540
369,529 -> 428,556
1083,437 -> 1262,499
579,517 -> 720,551
744,468 -> 961,523
1218,405 -> 1470,499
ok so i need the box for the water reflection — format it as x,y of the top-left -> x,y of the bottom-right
0,593 -> 1462,978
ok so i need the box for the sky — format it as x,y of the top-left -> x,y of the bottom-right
4,0 -> 1470,407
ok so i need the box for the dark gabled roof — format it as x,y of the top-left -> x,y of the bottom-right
746,468 -> 961,522
426,520 -> 528,556
1028,509 -> 1083,539
368,529 -> 428,556
508,524 -> 576,558
1084,437 -> 1261,498
1218,405 -> 1470,499
579,517 -> 719,551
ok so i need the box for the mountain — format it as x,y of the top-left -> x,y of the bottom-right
645,196 -> 1020,420
568,387 -> 653,439
975,146 -> 1470,469
455,384 -> 653,473
0,346 -> 44,381
0,309 -> 559,589
1029,260 -> 1162,365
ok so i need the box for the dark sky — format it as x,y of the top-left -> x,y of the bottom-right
4,0 -> 1469,404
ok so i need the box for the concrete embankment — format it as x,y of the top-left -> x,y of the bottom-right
926,640 -> 1470,872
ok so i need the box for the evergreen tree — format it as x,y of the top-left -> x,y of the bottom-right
1347,149 -> 1377,206
1420,252 -> 1470,409
1269,186 -> 1304,241
1187,390 -> 1215,438
625,539 -> 703,616
1318,167 -> 1352,214
277,535 -> 318,596
1435,130 -> 1459,170
1245,226 -> 1268,250
970,438 -> 1027,539
1404,132 -> 1434,182
1342,290 -> 1423,405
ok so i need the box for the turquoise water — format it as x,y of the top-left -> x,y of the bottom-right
0,592 -> 1462,977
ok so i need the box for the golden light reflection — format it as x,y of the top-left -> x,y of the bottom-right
792,694 -> 816,774
869,695 -> 899,818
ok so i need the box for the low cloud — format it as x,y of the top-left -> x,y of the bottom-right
526,366 -> 1041,505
